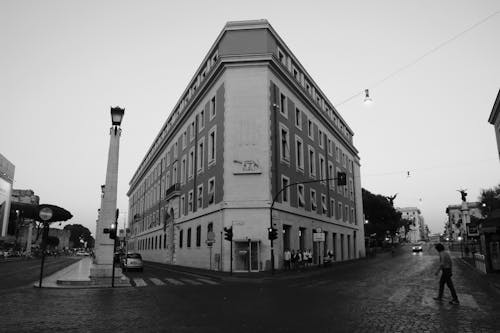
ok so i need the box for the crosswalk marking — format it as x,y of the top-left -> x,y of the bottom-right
197,278 -> 219,285
133,278 -> 147,287
150,278 -> 165,286
181,278 -> 203,285
165,278 -> 184,285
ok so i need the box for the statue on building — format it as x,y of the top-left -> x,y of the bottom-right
458,189 -> 467,202
385,193 -> 398,207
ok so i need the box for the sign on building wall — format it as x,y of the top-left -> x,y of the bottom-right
232,160 -> 262,175
467,223 -> 479,237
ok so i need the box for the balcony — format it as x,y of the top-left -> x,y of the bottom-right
165,183 -> 181,200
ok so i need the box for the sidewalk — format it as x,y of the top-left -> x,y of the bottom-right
34,257 -> 131,288
450,251 -> 500,295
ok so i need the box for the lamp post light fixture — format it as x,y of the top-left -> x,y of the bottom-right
363,89 -> 373,104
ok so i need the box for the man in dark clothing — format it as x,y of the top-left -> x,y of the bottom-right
434,243 -> 459,305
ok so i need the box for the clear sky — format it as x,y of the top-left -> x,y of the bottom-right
1,0 -> 499,236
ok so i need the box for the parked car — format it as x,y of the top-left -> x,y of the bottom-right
121,253 -> 143,272
412,243 -> 423,252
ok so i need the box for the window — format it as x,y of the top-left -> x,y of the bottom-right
197,138 -> 205,172
318,130 -> 324,148
196,225 -> 201,247
327,139 -> 333,155
281,176 -> 290,203
173,142 -> 178,159
190,122 -> 195,141
310,189 -> 317,212
330,199 -> 335,217
292,66 -> 299,80
337,202 -> 342,220
208,126 -> 216,165
280,93 -> 287,118
344,205 -> 349,222
181,156 -> 186,184
198,110 -> 205,131
308,120 -> 313,139
319,154 -> 325,182
295,136 -> 304,171
343,153 -> 347,168
179,229 -> 183,248
210,96 -> 216,120
349,159 -> 353,173
308,146 -> 316,177
188,149 -> 194,179
180,195 -> 185,216
172,162 -> 178,184
297,184 -> 305,208
321,194 -> 327,215
336,147 -> 340,162
188,190 -> 193,212
351,208 -> 355,224
349,178 -> 354,200
187,228 -> 191,247
207,222 -> 213,234
328,163 -> 335,189
164,233 -> 167,248
182,131 -> 187,149
295,107 -> 302,129
208,177 -> 215,204
280,124 -> 290,162
197,184 -> 203,209
277,47 -> 285,64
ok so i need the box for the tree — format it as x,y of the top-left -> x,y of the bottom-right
63,224 -> 94,248
362,188 -> 403,242
46,236 -> 60,248
478,184 -> 500,217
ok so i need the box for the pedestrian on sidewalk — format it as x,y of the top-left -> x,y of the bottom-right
290,250 -> 296,270
433,243 -> 460,305
283,249 -> 291,270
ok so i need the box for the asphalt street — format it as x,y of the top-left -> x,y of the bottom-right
0,246 -> 499,332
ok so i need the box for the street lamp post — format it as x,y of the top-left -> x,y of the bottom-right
90,107 -> 125,283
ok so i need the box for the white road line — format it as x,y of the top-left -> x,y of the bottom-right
165,278 -> 184,286
133,278 -> 147,287
181,278 -> 203,285
149,278 -> 165,286
388,287 -> 411,303
197,278 -> 219,285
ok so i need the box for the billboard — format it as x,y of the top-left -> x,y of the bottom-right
0,177 -> 12,237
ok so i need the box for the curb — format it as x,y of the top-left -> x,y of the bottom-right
457,257 -> 500,295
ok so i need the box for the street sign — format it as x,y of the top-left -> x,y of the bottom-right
207,231 -> 215,242
39,207 -> 53,221
313,232 -> 325,242
205,239 -> 215,247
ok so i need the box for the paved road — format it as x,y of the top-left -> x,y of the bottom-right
0,246 -> 498,332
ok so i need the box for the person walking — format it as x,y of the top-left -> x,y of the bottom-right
283,249 -> 291,270
433,243 -> 459,305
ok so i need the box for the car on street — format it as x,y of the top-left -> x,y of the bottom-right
76,251 -> 89,256
412,243 -> 423,252
121,252 -> 143,272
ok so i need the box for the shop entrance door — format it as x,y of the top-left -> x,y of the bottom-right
234,241 -> 260,272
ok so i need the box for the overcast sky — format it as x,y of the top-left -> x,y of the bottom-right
1,0 -> 499,236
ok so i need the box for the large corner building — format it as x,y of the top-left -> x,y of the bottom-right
127,20 -> 365,272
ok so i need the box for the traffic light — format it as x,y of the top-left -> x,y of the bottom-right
268,227 -> 278,241
109,223 -> 117,239
224,226 -> 233,241
337,171 -> 347,186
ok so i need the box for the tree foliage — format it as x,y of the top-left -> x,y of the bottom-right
63,224 -> 94,248
478,184 -> 500,217
362,188 -> 403,240
46,236 -> 60,247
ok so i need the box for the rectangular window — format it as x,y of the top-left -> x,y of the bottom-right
295,136 -> 304,171
321,194 -> 327,215
281,175 -> 290,203
297,184 -> 305,208
188,190 -> 193,212
208,177 -> 215,205
308,120 -> 313,139
344,205 -> 349,222
343,153 -> 347,168
328,163 -> 335,189
197,138 -> 205,173
330,199 -> 335,218
181,156 -> 186,184
179,230 -> 183,248
308,146 -> 316,177
318,130 -> 324,148
180,195 -> 185,216
172,162 -> 178,184
182,131 -> 187,149
327,139 -> 333,155
197,184 -> 203,209
196,225 -> 201,247
349,178 -> 354,200
188,149 -> 194,179
277,47 -> 285,64
208,126 -> 216,165
280,93 -> 287,118
319,154 -> 325,182
310,189 -> 317,212
187,228 -> 191,247
336,147 -> 340,162
210,96 -> 216,120
190,122 -> 195,142
292,66 -> 299,81
199,110 -> 205,131
351,208 -> 355,224
337,202 -> 342,220
295,107 -> 302,129
173,142 -> 178,159
280,124 -> 290,162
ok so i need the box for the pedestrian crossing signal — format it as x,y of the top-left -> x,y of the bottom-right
224,226 -> 233,241
337,172 -> 347,186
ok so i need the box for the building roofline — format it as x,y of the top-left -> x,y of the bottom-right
488,89 -> 500,124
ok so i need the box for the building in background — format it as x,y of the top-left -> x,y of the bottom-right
488,89 -> 500,162
0,153 -> 15,240
397,207 -> 427,243
127,20 -> 365,272
445,202 -> 483,241
8,189 -> 40,251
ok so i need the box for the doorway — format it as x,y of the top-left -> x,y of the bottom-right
234,241 -> 260,272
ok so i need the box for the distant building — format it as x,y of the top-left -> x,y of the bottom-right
445,202 -> 483,241
7,189 -> 40,249
17,227 -> 70,250
127,20 -> 365,272
397,207 -> 427,242
488,89 -> 500,162
0,153 -> 15,239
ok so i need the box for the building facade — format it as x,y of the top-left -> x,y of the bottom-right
0,153 -> 15,239
397,207 -> 427,243
488,89 -> 500,162
127,20 -> 365,272
445,202 -> 484,241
